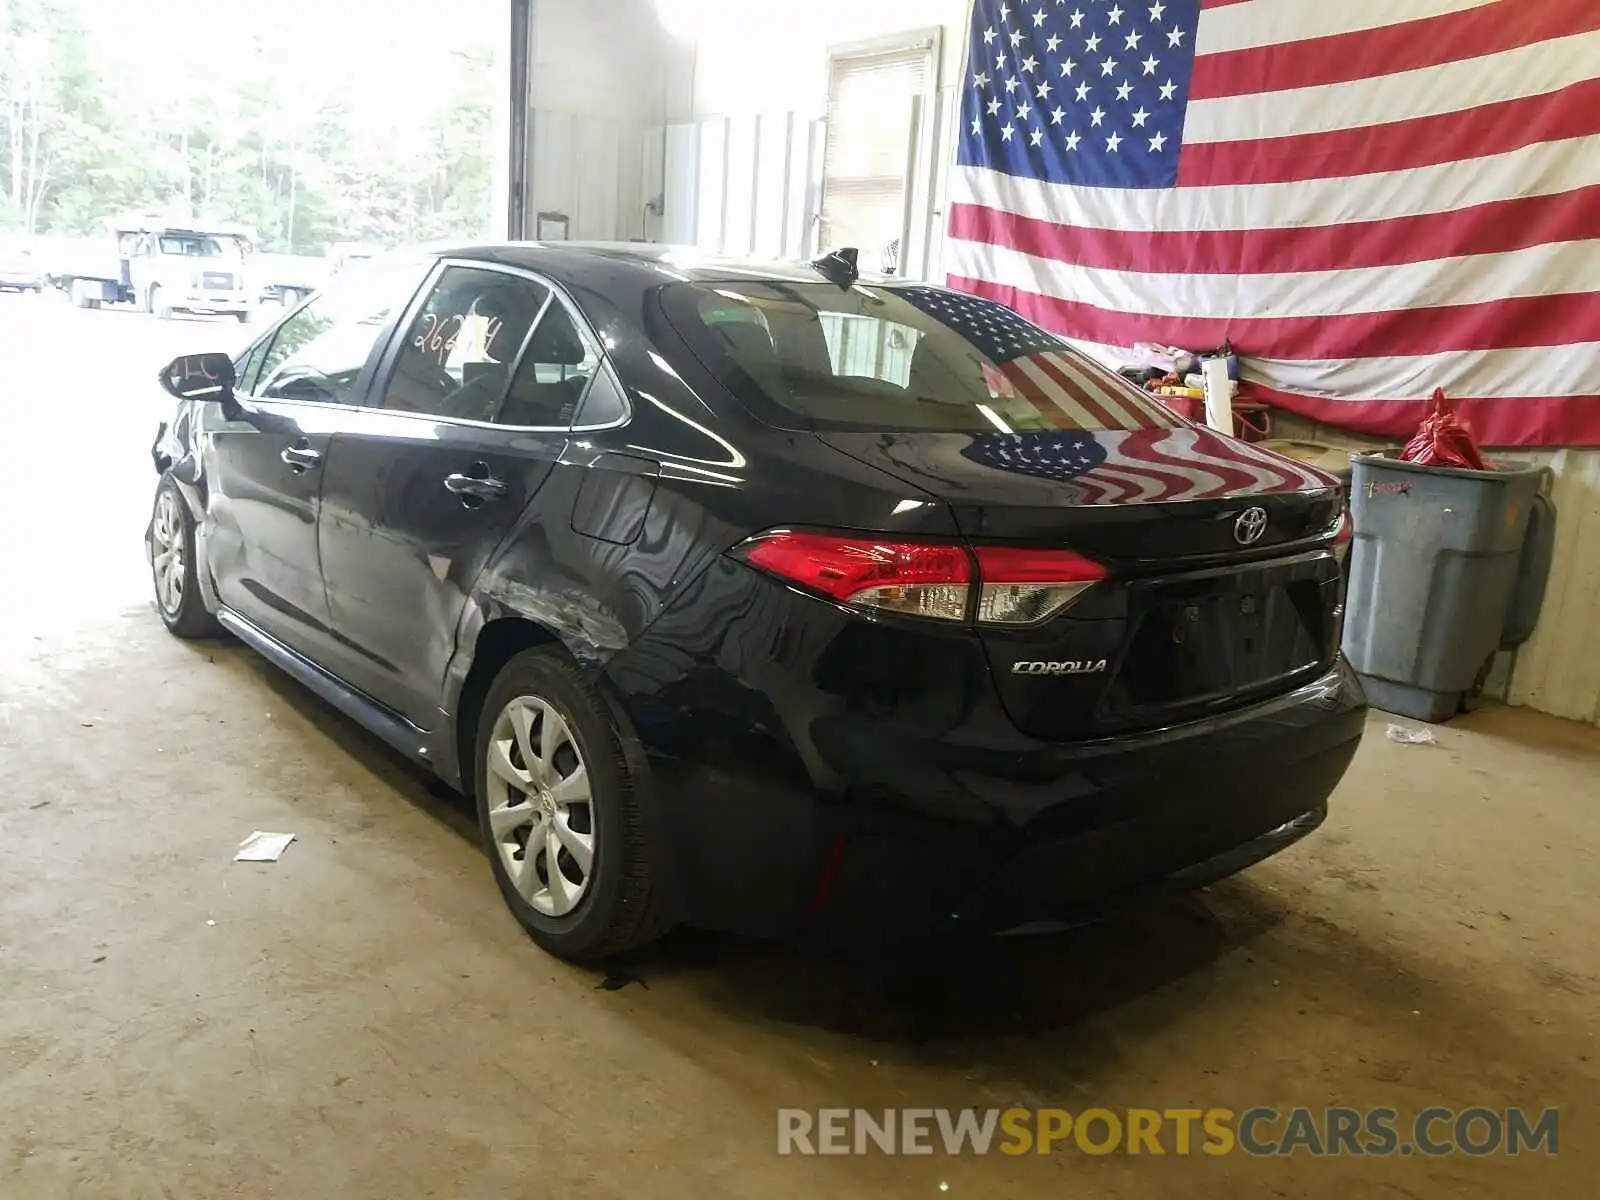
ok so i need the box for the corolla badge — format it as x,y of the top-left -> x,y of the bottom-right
1012,660 -> 1109,676
1234,506 -> 1270,545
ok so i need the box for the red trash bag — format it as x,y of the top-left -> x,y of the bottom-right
1400,388 -> 1486,471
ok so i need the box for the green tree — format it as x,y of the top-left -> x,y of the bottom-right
1,0 -> 108,234
2,0 -> 497,250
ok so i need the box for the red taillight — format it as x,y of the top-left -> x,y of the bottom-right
972,546 -> 1107,626
740,531 -> 973,621
736,532 -> 1105,625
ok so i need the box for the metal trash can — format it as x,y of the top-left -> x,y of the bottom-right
1342,455 -> 1545,722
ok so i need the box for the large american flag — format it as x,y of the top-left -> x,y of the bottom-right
950,0 -> 1600,447
893,284 -> 1331,501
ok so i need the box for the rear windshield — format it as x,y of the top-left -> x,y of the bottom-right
661,280 -> 1171,433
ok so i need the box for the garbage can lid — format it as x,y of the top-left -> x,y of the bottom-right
1351,452 -> 1546,483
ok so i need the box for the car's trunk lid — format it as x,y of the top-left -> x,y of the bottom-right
821,427 -> 1346,738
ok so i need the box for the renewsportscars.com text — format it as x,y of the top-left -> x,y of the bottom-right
777,1106 -> 1559,1158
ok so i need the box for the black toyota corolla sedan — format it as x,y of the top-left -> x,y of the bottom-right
147,242 -> 1365,962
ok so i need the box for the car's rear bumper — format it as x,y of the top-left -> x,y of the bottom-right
604,565 -> 1366,941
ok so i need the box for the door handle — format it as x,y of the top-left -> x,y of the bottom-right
280,442 -> 322,472
444,468 -> 509,502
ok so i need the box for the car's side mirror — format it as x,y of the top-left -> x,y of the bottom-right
159,351 -> 249,421
159,352 -> 236,401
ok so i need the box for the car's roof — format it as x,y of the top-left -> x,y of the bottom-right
425,240 -> 905,287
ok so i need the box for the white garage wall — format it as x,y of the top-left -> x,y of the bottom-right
662,0 -> 970,277
518,0 -> 696,242
1498,451 -> 1600,726
666,112 -> 826,258
687,0 -> 967,112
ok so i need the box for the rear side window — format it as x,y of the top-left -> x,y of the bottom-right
498,300 -> 604,428
378,266 -> 552,422
662,281 -> 1177,433
570,365 -> 627,428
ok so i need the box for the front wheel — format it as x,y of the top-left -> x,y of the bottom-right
474,647 -> 671,963
149,477 -> 222,638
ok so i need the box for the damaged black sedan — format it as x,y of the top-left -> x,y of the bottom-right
147,243 -> 1365,962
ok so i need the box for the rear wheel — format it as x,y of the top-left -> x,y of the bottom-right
150,285 -> 172,320
474,647 -> 670,962
149,477 -> 221,638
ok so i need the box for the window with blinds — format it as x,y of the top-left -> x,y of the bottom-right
819,43 -> 932,274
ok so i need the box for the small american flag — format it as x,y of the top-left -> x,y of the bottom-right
952,0 -> 1600,447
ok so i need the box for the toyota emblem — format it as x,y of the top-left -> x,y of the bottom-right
1234,506 -> 1269,545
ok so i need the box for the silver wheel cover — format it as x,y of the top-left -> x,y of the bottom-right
484,694 -> 596,917
150,489 -> 186,617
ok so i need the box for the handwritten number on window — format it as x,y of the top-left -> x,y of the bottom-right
413,313 -> 459,363
412,313 -> 504,365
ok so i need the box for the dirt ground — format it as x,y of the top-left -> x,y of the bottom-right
1,297 -> 1596,1198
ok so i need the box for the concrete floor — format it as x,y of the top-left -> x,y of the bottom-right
1,295 -> 1596,1198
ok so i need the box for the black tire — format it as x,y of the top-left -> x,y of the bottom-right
473,647 -> 670,963
149,476 -> 223,639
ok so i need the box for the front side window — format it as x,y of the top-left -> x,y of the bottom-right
663,281 -> 1174,433
379,266 -> 551,423
234,338 -> 268,396
255,259 -> 423,404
